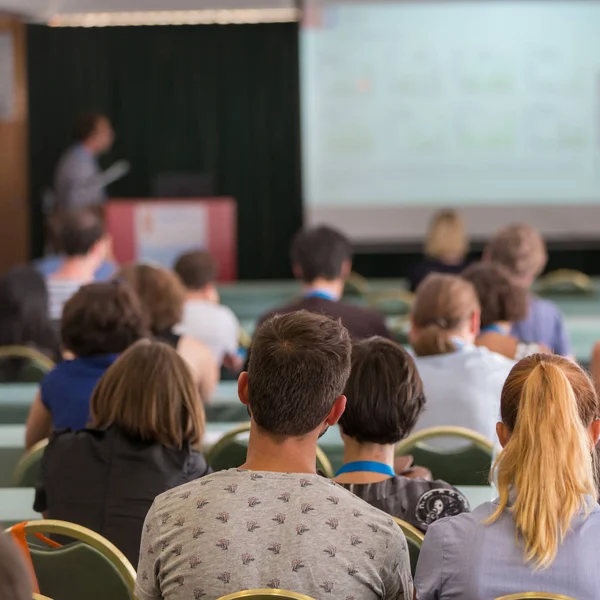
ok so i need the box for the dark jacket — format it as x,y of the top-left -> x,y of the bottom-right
34,426 -> 212,565
340,476 -> 470,532
408,258 -> 468,292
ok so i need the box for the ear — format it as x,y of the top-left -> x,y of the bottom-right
340,259 -> 352,279
589,419 -> 600,448
481,247 -> 491,263
325,395 -> 346,426
470,309 -> 481,337
292,264 -> 303,280
408,320 -> 418,346
496,421 -> 510,448
238,371 -> 249,406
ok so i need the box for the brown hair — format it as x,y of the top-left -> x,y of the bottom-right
425,209 -> 469,261
248,311 -> 352,437
488,354 -> 599,568
118,264 -> 186,335
174,250 -> 218,290
73,113 -> 107,142
486,224 -> 547,281
462,262 -> 528,328
56,209 -> 105,257
411,273 -> 480,357
61,281 -> 149,357
339,337 -> 425,444
90,340 -> 205,449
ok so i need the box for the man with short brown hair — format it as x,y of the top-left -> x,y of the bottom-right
136,311 -> 413,600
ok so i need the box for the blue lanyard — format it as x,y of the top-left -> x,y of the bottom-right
480,324 -> 506,335
304,289 -> 337,301
335,461 -> 396,477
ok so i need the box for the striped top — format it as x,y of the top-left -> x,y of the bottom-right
47,278 -> 85,320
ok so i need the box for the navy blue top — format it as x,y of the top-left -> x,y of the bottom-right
40,355 -> 119,431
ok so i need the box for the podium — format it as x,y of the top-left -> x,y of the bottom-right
106,197 -> 237,281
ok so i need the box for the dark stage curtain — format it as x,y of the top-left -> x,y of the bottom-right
27,23 -> 302,279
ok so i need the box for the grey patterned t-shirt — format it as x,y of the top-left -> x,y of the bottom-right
136,469 -> 413,600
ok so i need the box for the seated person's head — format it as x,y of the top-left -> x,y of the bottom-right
410,273 -> 480,357
462,262 -> 528,330
56,209 -> 107,264
485,223 -> 547,287
61,280 -> 148,357
118,264 -> 186,336
290,226 -> 352,285
90,339 -> 205,449
174,250 -> 219,302
73,112 -> 114,155
0,534 -> 31,600
425,209 -> 468,264
339,337 -> 425,446
491,354 -> 600,567
239,311 -> 351,440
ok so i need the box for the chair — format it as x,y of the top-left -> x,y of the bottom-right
7,520 -> 136,600
366,289 -> 414,316
395,426 -> 494,486
33,595 -> 54,600
344,271 -> 371,297
0,346 -> 55,383
535,269 -> 594,295
495,594 -> 578,600
218,590 -> 316,600
206,423 -> 335,478
392,517 -> 424,577
13,439 -> 49,487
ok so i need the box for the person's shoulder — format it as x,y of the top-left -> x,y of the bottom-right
40,359 -> 71,387
154,469 -> 227,506
45,426 -> 105,457
425,500 -> 491,541
530,295 -> 564,318
469,345 -> 515,369
258,300 -> 304,325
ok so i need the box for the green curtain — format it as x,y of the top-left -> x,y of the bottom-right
27,23 -> 302,279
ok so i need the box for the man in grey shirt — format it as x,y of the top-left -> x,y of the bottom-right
53,113 -> 129,212
136,312 -> 413,600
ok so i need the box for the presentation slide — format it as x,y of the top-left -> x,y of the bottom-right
301,0 -> 600,243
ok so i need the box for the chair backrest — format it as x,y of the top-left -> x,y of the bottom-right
0,347 -> 55,384
535,269 -> 594,296
495,594 -> 578,600
8,520 -> 136,600
32,594 -> 54,600
218,589 -> 317,600
344,271 -> 371,297
13,439 -> 49,487
206,423 -> 335,478
366,289 -> 414,316
392,517 -> 424,577
395,426 -> 494,486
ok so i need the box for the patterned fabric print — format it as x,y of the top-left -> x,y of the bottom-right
135,469 -> 413,600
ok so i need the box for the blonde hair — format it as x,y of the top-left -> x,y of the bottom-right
487,354 -> 599,568
486,223 -> 547,281
425,210 -> 469,261
90,339 -> 206,449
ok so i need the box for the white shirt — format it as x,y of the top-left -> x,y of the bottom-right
175,299 -> 239,365
47,278 -> 85,321
413,345 -> 515,446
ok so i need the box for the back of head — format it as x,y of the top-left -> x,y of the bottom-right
118,264 -> 186,334
73,113 -> 106,143
290,226 -> 352,283
462,262 -> 528,328
411,273 -> 480,357
425,209 -> 469,261
488,354 -> 599,568
90,339 -> 205,448
486,223 -> 547,283
248,311 -> 352,437
174,250 -> 217,290
61,280 -> 148,356
0,533 -> 32,600
57,209 -> 105,257
339,337 -> 425,445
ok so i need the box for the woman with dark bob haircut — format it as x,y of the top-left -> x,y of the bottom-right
334,337 -> 469,532
34,340 -> 211,565
25,280 -> 148,448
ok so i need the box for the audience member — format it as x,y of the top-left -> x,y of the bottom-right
485,223 -> 571,356
35,340 -> 211,565
462,262 -> 549,360
25,281 -> 148,449
409,274 -> 514,445
416,354 -> 600,600
174,250 -> 241,368
119,264 -> 219,401
408,209 -> 469,292
0,533 -> 32,600
259,225 -> 392,340
46,209 -> 109,320
0,266 -> 60,382
136,312 -> 412,600
335,337 -> 469,531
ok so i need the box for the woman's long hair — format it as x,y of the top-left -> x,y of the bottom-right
487,354 -> 599,568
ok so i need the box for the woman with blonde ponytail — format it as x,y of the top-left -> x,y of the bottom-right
415,354 -> 600,600
410,274 -> 514,445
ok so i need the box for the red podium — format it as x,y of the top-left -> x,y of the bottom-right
106,197 -> 237,281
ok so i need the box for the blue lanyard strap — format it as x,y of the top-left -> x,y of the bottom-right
304,289 -> 337,301
480,324 -> 506,335
335,461 -> 396,477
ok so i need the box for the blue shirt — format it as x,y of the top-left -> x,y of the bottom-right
511,295 -> 571,356
41,355 -> 119,431
34,256 -> 116,282
415,498 -> 600,600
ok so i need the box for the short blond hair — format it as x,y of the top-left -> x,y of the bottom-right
425,210 -> 468,260
486,224 -> 547,281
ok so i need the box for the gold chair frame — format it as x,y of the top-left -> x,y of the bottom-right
366,289 -> 415,313
32,594 -> 54,600
0,346 -> 55,372
13,438 -> 49,487
536,269 -> 594,294
6,519 -> 136,594
392,517 -> 425,547
395,426 -> 494,456
206,423 -> 335,478
495,594 -> 578,600
345,271 -> 371,297
218,590 -> 316,600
